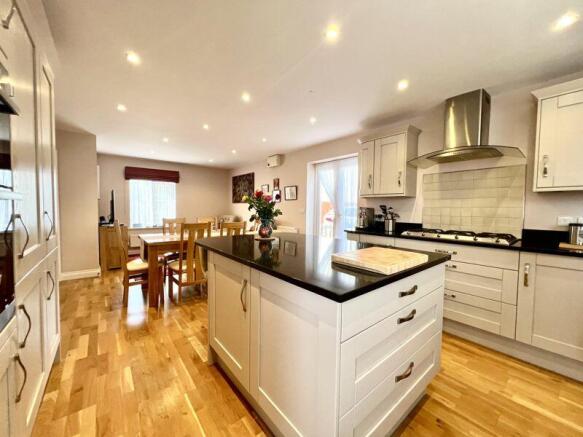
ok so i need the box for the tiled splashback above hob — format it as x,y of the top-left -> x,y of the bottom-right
422,165 -> 526,237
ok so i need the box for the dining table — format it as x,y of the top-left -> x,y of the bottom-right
139,231 -> 221,308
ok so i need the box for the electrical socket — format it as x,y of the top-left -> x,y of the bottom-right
557,216 -> 575,226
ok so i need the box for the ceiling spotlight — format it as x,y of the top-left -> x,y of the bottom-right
116,103 -> 127,112
162,137 -> 169,143
324,23 -> 340,43
552,12 -> 579,31
397,79 -> 409,91
231,149 -> 237,154
241,91 -> 251,103
208,158 -> 215,163
203,124 -> 210,130
126,51 -> 141,65
309,116 -> 317,125
261,137 -> 267,143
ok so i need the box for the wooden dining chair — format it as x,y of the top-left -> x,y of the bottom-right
114,220 -> 163,307
220,221 -> 246,236
162,217 -> 186,235
167,222 -> 212,303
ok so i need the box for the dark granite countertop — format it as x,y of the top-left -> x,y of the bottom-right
346,227 -> 583,258
196,234 -> 450,303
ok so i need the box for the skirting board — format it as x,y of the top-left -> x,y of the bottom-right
59,268 -> 101,282
444,319 -> 583,382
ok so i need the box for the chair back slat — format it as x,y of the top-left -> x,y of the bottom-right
163,217 -> 186,235
113,220 -> 129,272
220,221 -> 246,237
178,222 -> 212,283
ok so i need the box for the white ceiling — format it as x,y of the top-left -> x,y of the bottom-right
43,0 -> 583,168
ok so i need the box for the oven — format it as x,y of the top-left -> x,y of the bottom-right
0,61 -> 20,333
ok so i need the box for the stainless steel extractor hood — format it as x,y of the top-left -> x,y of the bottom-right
408,89 -> 524,168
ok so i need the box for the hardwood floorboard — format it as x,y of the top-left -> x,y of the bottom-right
33,271 -> 583,436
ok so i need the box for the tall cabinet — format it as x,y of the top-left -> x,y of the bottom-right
0,1 -> 60,436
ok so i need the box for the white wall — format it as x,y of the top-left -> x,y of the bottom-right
97,154 -> 231,225
230,71 -> 583,233
57,129 -> 100,274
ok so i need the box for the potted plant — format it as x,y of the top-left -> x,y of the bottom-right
242,190 -> 282,239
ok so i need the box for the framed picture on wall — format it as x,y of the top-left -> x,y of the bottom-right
272,189 -> 281,203
284,185 -> 297,200
261,184 -> 269,193
232,172 -> 255,203
273,178 -> 280,190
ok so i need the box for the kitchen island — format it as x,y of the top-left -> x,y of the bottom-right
196,234 -> 449,436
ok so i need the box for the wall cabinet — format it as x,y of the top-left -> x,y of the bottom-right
516,253 -> 583,362
532,77 -> 583,191
358,125 -> 420,197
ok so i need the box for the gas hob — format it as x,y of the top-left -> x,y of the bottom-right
401,229 -> 519,246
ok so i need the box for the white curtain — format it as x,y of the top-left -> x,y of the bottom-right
313,156 -> 358,238
129,179 -> 176,227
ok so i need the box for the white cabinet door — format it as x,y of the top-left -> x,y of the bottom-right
358,141 -> 374,196
0,320 -> 17,437
43,249 -> 60,366
373,134 -> 405,195
38,64 -> 57,253
249,272 -> 340,437
0,0 -> 15,70
516,253 -> 583,362
208,253 -> 250,390
11,7 -> 44,281
534,84 -> 583,191
14,265 -> 45,437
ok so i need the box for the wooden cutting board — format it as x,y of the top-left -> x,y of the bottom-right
332,246 -> 428,275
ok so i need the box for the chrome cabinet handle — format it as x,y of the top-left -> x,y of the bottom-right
2,1 -> 16,30
44,211 -> 55,241
542,155 -> 549,178
435,249 -> 457,255
397,309 -> 416,324
13,214 -> 29,258
398,171 -> 402,187
446,263 -> 457,269
524,263 -> 530,287
399,285 -> 417,298
18,304 -> 31,349
395,362 -> 414,383
46,271 -> 55,300
239,279 -> 248,312
445,292 -> 456,299
14,354 -> 27,403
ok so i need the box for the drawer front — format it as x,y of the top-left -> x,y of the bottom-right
339,333 -> 441,437
445,263 -> 518,304
444,300 -> 516,338
395,238 -> 519,270
346,233 -> 360,242
359,235 -> 395,247
342,264 -> 445,341
340,289 -> 443,416
445,290 -> 501,313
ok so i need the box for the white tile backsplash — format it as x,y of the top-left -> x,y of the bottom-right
422,165 -> 526,237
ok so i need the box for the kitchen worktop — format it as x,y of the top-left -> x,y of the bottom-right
196,233 -> 450,302
346,227 -> 583,258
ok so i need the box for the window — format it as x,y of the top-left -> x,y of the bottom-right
129,179 -> 176,227
311,156 -> 358,238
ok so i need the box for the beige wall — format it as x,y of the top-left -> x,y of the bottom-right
57,129 -> 100,274
97,154 -> 231,225
230,71 -> 583,233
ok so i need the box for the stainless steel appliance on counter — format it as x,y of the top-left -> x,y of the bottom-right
401,228 -> 519,246
568,223 -> 583,246
357,207 -> 374,229
0,62 -> 20,333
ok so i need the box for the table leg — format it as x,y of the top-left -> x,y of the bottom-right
148,245 -> 159,309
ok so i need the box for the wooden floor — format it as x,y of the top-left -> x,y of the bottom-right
32,271 -> 583,437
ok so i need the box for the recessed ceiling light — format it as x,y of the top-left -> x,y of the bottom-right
552,12 -> 579,31
116,103 -> 127,112
203,124 -> 210,130
126,51 -> 141,65
208,158 -> 214,163
261,137 -> 267,143
324,23 -> 340,43
162,137 -> 169,143
241,91 -> 251,103
309,116 -> 317,125
397,79 -> 409,91
231,149 -> 237,154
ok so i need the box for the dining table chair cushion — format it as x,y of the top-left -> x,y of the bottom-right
126,258 -> 150,272
167,259 -> 197,272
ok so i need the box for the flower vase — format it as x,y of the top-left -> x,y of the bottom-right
258,219 -> 273,239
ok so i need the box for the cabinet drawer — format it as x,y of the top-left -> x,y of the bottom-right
341,264 -> 444,341
339,289 -> 442,416
339,333 -> 441,437
359,235 -> 395,246
445,289 -> 501,313
445,262 -> 518,304
346,233 -> 360,242
444,299 -> 516,338
395,238 -> 519,270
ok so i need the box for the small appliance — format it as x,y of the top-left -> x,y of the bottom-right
568,223 -> 583,246
357,207 -> 374,229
